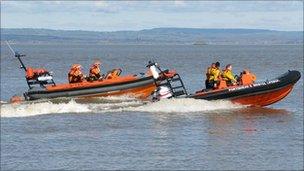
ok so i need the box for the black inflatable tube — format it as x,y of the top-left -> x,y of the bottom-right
188,70 -> 301,100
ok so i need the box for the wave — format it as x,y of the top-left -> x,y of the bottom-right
0,100 -> 8,104
0,100 -> 90,118
125,98 -> 243,113
0,97 -> 244,118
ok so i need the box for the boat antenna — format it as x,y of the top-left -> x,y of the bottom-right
5,41 -> 27,71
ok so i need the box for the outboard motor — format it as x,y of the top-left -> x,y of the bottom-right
152,86 -> 173,101
147,60 -> 188,100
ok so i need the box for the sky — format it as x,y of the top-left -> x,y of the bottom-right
1,1 -> 303,31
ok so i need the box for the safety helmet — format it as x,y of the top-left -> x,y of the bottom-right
93,60 -> 101,66
72,64 -> 82,69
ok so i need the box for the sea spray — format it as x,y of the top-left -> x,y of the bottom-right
0,96 -> 144,118
0,97 -> 244,118
0,100 -> 90,117
125,98 -> 244,113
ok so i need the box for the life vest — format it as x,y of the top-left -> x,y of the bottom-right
206,67 -> 212,80
89,65 -> 101,79
217,79 -> 228,89
240,70 -> 256,85
222,69 -> 236,83
105,69 -> 121,79
26,67 -> 49,80
208,67 -> 221,81
68,69 -> 84,83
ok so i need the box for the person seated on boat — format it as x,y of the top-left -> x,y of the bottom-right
207,62 -> 221,88
222,64 -> 237,86
68,64 -> 85,83
105,68 -> 122,79
88,60 -> 102,81
240,69 -> 256,85
205,63 -> 215,89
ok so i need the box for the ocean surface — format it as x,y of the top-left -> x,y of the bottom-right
0,44 -> 303,170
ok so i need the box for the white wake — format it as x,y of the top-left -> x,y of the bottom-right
0,97 -> 244,118
125,98 -> 243,113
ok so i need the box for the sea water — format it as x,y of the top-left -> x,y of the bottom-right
1,44 -> 303,170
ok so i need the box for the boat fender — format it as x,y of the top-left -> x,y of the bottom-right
37,75 -> 53,81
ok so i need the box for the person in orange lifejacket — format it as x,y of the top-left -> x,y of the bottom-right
88,60 -> 102,81
106,68 -> 121,79
68,64 -> 85,83
205,63 -> 215,89
240,69 -> 256,85
222,64 -> 237,86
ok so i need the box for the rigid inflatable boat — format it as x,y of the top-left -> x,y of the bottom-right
7,42 -> 180,101
189,70 -> 301,106
24,74 -> 158,100
23,64 -> 177,101
7,42 -> 301,106
152,66 -> 301,107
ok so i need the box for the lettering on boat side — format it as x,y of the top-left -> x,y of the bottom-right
70,83 -> 83,88
228,79 -> 280,91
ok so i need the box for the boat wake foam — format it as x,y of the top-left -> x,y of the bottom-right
0,100 -> 91,118
125,98 -> 243,113
0,97 -> 244,118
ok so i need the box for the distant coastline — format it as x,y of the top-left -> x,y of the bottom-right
1,27 -> 303,45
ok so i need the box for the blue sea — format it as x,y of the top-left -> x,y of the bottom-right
1,44 -> 303,170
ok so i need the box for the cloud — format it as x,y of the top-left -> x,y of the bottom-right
94,1 -> 108,7
1,1 -> 303,31
174,1 -> 186,6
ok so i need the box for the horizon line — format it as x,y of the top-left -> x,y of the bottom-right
1,27 -> 303,32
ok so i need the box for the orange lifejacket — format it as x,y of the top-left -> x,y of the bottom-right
89,65 -> 101,79
26,67 -> 49,80
240,70 -> 256,85
106,69 -> 121,79
217,79 -> 228,89
68,69 -> 84,83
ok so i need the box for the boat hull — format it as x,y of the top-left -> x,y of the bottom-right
189,70 -> 301,107
25,76 -> 157,100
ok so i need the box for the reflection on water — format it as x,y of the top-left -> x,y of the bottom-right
206,107 -> 290,135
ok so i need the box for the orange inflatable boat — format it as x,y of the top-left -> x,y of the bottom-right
23,64 -> 177,101
7,41 -> 179,101
23,66 -> 179,101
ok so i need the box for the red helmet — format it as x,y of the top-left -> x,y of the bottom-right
71,64 -> 82,69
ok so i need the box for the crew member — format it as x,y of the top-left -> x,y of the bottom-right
222,64 -> 237,86
88,60 -> 102,81
205,63 -> 215,89
240,69 -> 256,85
68,64 -> 85,83
207,61 -> 221,88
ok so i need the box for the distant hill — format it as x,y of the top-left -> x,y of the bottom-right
1,28 -> 303,45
